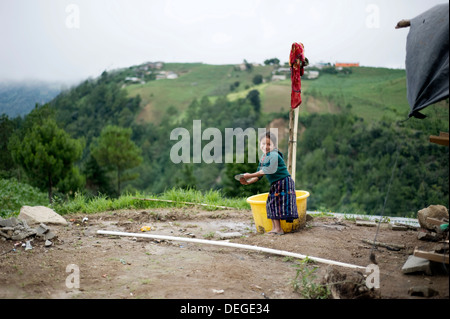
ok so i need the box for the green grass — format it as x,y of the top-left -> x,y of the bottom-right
125,64 -> 423,125
50,188 -> 250,215
1,178 -> 250,218
125,63 -> 275,123
0,178 -> 48,218
301,67 -> 410,122
0,174 -> 251,218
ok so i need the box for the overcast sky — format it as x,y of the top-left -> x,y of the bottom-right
0,0 -> 447,84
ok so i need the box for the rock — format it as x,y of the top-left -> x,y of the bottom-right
322,267 -> 378,299
401,255 -> 432,275
18,206 -> 68,226
45,230 -> 57,241
0,217 -> 20,228
0,217 -> 57,242
355,220 -> 377,227
2,226 -> 14,239
389,223 -> 408,231
408,286 -> 439,297
215,231 -> 243,239
417,205 -> 449,231
45,240 -> 53,247
417,229 -> 439,241
11,228 -> 37,241
212,289 -> 224,294
34,223 -> 57,241
36,223 -> 50,236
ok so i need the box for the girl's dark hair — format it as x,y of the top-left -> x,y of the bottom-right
260,131 -> 278,146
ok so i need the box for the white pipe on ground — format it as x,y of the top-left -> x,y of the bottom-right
96,230 -> 366,270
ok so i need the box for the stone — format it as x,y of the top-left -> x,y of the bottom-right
408,286 -> 439,297
44,230 -> 57,241
215,231 -> 243,239
0,229 -> 11,239
11,228 -> 37,241
0,217 -> 20,228
18,206 -> 68,226
355,220 -> 377,227
212,289 -> 224,294
36,223 -> 50,236
389,223 -> 408,231
45,240 -> 53,247
401,255 -> 432,275
0,217 -> 38,240
417,230 -> 438,241
417,205 -> 449,231
323,267 -> 379,299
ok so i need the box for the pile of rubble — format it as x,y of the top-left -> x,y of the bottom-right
0,217 -> 57,248
401,205 -> 449,297
416,205 -> 449,242
0,217 -> 37,241
1,205 -> 67,252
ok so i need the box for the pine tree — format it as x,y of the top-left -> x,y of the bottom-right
9,118 -> 84,202
90,125 -> 143,196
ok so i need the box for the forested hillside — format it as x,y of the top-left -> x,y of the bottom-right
0,81 -> 61,118
1,62 -> 448,217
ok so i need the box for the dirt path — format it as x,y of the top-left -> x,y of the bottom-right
0,207 -> 448,301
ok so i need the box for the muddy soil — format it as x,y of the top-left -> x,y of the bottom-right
0,207 -> 448,302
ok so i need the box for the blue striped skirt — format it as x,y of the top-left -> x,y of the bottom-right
266,176 -> 298,221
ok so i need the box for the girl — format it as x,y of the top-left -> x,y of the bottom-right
240,132 -> 298,235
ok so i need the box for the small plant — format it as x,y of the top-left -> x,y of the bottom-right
291,258 -> 330,299
203,232 -> 215,239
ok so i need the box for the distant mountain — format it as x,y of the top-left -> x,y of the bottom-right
0,81 -> 64,118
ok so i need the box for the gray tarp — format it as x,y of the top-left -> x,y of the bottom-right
406,3 -> 449,118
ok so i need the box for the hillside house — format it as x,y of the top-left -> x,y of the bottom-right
335,62 -> 360,67
304,70 -> 319,79
147,62 -> 164,70
314,62 -> 332,69
276,67 -> 291,73
271,74 -> 286,81
125,77 -> 145,84
156,71 -> 178,80
238,62 -> 261,71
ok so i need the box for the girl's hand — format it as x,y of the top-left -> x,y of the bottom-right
240,173 -> 251,185
239,176 -> 248,185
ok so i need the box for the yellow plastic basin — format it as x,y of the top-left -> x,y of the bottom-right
246,190 -> 310,233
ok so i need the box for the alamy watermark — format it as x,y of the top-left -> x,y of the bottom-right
365,4 -> 380,29
65,4 -> 80,29
365,264 -> 380,289
65,264 -> 80,289
170,120 -> 278,173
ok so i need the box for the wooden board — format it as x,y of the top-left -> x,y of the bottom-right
414,248 -> 449,264
429,132 -> 449,146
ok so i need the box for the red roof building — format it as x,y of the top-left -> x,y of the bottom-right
335,62 -> 360,67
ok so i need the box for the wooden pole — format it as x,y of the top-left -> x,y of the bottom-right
288,106 -> 299,180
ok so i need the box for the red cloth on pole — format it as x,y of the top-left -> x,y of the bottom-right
289,42 -> 305,109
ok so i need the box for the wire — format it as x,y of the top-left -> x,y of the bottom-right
369,115 -> 411,264
369,143 -> 400,264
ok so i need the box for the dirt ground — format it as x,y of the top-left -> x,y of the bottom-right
0,207 -> 448,301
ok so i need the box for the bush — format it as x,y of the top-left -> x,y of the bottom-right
0,178 -> 48,218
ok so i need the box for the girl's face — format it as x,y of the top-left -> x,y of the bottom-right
260,137 -> 274,154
